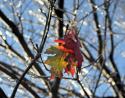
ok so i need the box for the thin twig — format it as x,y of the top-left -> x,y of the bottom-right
10,1 -> 54,98
76,70 -> 90,98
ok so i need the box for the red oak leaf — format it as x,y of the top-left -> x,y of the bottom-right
64,28 -> 83,71
65,64 -> 75,76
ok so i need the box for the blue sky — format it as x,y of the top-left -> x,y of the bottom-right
0,0 -> 125,97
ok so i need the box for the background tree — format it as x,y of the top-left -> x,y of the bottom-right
0,0 -> 125,98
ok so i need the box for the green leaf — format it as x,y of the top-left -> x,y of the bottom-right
45,49 -> 68,78
45,46 -> 61,55
45,52 -> 67,70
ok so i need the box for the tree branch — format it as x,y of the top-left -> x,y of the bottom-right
10,1 -> 54,97
0,87 -> 8,98
0,62 -> 48,98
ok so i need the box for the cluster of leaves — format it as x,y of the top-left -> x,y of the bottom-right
45,28 -> 83,79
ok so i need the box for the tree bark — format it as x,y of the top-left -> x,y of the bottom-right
0,88 -> 8,98
51,0 -> 64,98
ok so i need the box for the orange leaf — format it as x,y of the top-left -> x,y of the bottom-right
56,46 -> 74,54
54,39 -> 65,45
65,65 -> 75,77
70,66 -> 75,76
